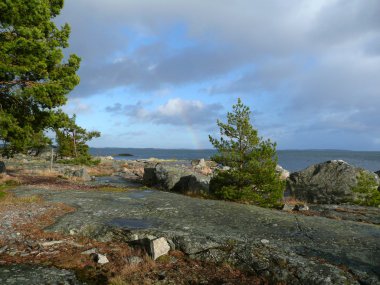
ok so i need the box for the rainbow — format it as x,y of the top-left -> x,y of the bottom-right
181,113 -> 203,149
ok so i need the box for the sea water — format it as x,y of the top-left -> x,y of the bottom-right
90,148 -> 380,172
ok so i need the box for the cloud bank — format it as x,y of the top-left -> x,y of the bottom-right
57,0 -> 380,149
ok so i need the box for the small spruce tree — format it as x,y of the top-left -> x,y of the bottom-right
209,98 -> 284,207
54,113 -> 100,165
351,170 -> 380,207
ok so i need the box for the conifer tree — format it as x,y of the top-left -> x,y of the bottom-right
0,0 -> 81,155
54,113 -> 100,164
209,98 -> 284,207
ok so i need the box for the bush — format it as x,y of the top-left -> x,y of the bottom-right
352,171 -> 380,207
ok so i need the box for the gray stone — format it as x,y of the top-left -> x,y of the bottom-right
294,204 -> 309,211
172,174 -> 210,195
276,164 -> 290,180
143,163 -> 210,195
0,161 -> 6,173
260,239 -> 270,244
62,167 -> 91,181
142,166 -> 158,186
287,160 -> 379,204
41,240 -> 64,247
282,204 -> 295,211
81,248 -> 97,255
192,158 -> 207,168
282,203 -> 309,211
96,253 -> 109,264
150,237 -> 171,260
72,168 -> 91,181
129,237 -> 170,260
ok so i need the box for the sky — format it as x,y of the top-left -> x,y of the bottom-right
56,0 -> 380,150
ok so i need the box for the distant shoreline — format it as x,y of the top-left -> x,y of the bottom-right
90,148 -> 380,172
90,147 -> 379,152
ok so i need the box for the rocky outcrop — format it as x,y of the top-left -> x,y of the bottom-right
0,161 -> 6,174
14,187 -> 379,284
276,164 -> 290,180
120,161 -> 145,180
287,160 -> 379,204
375,170 -> 380,177
61,167 -> 91,181
191,158 -> 216,175
0,265 -> 82,285
143,163 -> 210,195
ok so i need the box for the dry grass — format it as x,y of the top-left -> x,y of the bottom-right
18,168 -> 60,176
0,174 -> 21,185
87,162 -> 115,177
283,196 -> 307,205
108,277 -> 129,285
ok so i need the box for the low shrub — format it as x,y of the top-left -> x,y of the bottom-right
351,170 -> 380,207
58,156 -> 100,166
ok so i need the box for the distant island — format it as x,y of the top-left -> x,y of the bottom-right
117,153 -> 134,157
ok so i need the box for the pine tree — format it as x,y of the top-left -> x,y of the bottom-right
209,98 -> 284,207
54,112 -> 100,165
0,0 -> 81,155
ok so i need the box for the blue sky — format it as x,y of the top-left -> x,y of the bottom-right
57,0 -> 380,150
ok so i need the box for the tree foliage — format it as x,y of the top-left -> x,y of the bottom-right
0,0 -> 85,156
351,171 -> 380,207
209,98 -> 284,207
54,112 -> 100,165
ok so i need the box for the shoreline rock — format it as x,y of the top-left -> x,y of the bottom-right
143,163 -> 211,195
287,160 -> 379,204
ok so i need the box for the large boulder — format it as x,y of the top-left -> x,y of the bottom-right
143,163 -> 210,195
287,160 -> 379,204
121,161 -> 145,179
0,161 -> 5,174
61,167 -> 91,181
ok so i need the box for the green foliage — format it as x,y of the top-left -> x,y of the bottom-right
209,98 -> 284,207
0,0 -> 81,155
0,179 -> 20,200
352,171 -> 380,207
54,113 -> 100,165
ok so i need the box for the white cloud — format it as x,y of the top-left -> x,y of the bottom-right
58,0 -> 380,149
106,98 -> 223,127
62,98 -> 92,115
